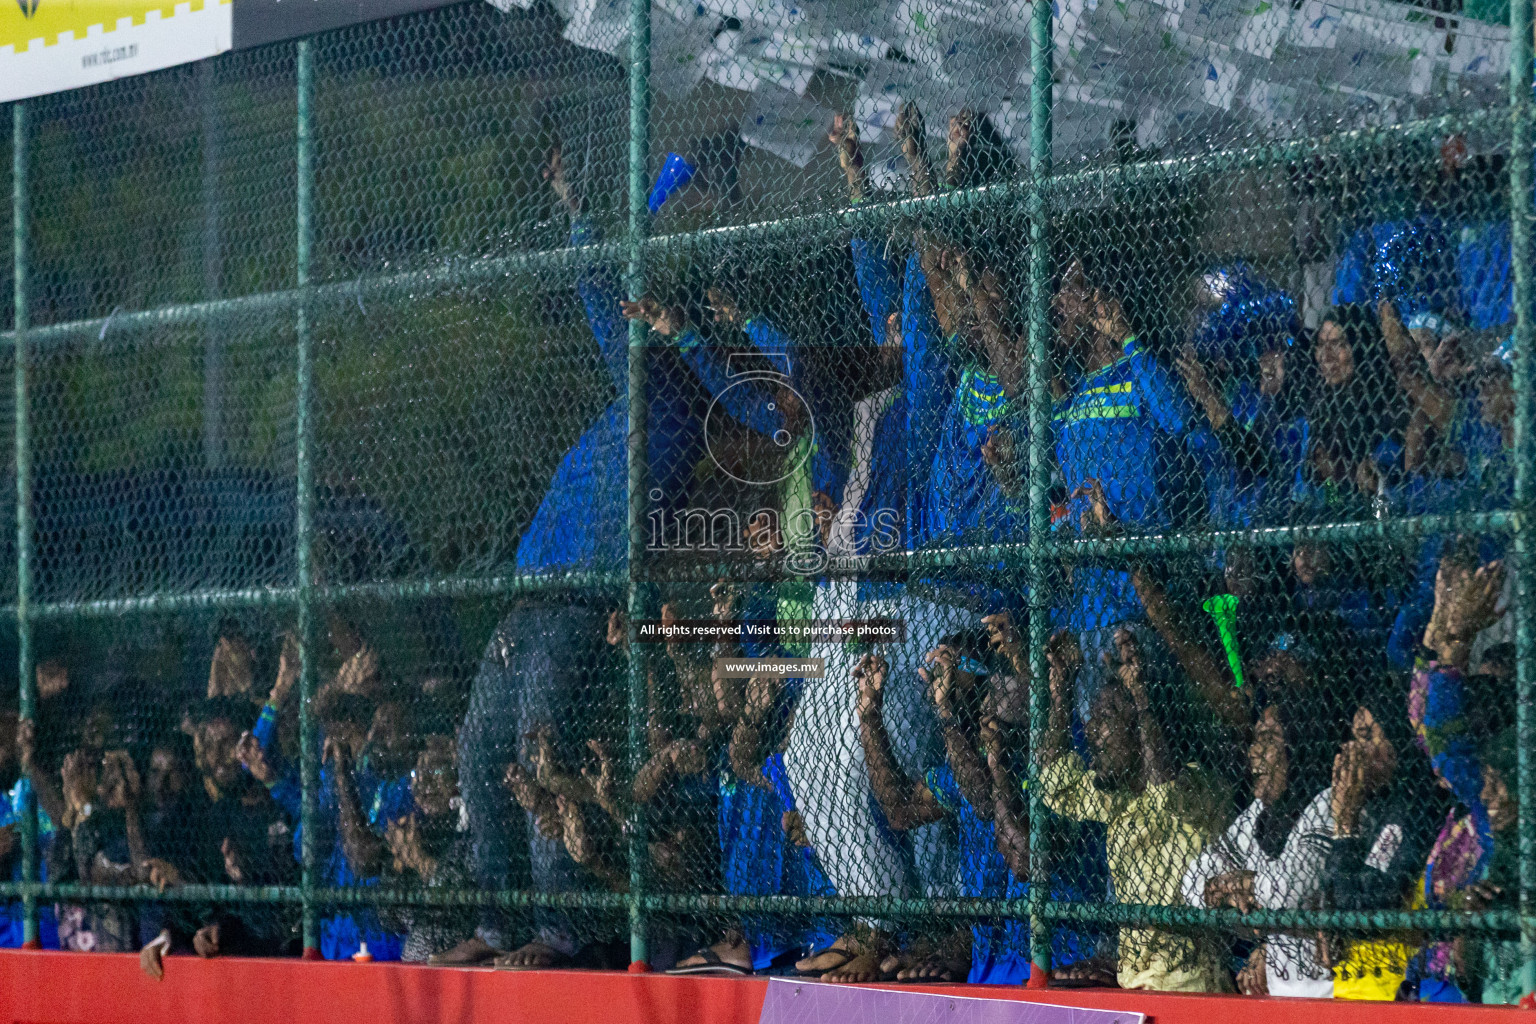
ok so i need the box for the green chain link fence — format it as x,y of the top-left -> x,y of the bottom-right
0,0 -> 1531,999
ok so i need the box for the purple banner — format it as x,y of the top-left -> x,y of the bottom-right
758,980 -> 1144,1024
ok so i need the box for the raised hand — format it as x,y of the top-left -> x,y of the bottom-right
982,611 -> 1022,666
606,608 -> 627,648
743,673 -> 782,725
781,809 -> 811,848
709,580 -> 742,622
1204,869 -> 1257,913
620,297 -> 686,337
854,653 -> 888,719
207,636 -> 255,700
270,632 -> 301,707
35,661 -> 68,701
16,717 -> 35,772
924,645 -> 963,715
1069,478 -> 1116,535
235,731 -> 275,785
1174,343 -> 1229,430
142,857 -> 182,891
1045,630 -> 1082,692
1330,707 -> 1396,837
333,644 -> 380,696
705,286 -> 743,329
543,141 -> 579,214
829,112 -> 866,200
100,750 -> 141,808
1109,627 -> 1148,707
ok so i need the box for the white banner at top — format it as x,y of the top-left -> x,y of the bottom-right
0,1 -> 233,104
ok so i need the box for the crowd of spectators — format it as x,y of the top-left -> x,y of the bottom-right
0,105 -> 1524,1004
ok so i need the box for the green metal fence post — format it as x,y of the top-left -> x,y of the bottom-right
1026,0 -> 1054,983
294,39 -> 321,956
625,0 -> 653,969
1511,0 -> 1536,993
12,101 -> 38,948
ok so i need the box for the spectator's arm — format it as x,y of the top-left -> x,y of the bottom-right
677,342 -> 788,438
983,720 -> 1029,880
1132,569 -> 1250,734
728,673 -> 781,789
1379,300 -> 1454,430
971,270 -> 1024,400
330,749 -> 386,878
915,235 -> 971,341
16,720 -> 66,829
569,215 -> 631,394
1040,631 -> 1079,768
928,652 -> 993,814
856,655 -> 946,831
851,237 -> 899,347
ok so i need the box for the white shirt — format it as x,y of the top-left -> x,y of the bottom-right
1182,787 -> 1335,998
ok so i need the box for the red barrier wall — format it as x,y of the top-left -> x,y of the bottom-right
0,951 -> 1526,1024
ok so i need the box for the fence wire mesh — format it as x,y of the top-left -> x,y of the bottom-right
0,0 -> 1530,1003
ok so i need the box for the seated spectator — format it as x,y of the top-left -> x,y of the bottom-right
855,626 -> 1101,985
61,748 -> 138,952
1040,628 -> 1233,991
1304,304 -> 1407,513
382,736 -> 475,963
1182,703 -> 1336,998
1322,698 -> 1450,1001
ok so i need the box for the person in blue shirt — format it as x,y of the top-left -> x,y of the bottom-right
0,710 -> 59,949
237,640 -> 413,962
1175,265 -> 1309,530
436,144 -> 705,969
1050,253 -> 1205,721
853,638 -> 1099,985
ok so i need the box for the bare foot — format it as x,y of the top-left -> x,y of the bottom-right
428,935 -> 500,966
896,955 -> 961,982
493,940 -> 568,969
823,951 -> 882,983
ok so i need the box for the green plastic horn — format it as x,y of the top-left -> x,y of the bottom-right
1202,593 -> 1244,689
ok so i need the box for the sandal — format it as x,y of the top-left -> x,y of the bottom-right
666,946 -> 754,977
794,945 -> 859,978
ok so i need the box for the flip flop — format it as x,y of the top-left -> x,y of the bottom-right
794,945 -> 859,978
666,946 -> 754,977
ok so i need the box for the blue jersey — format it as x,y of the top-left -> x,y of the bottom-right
515,221 -> 702,574
902,254 -> 958,550
924,766 -> 1093,983
1052,336 -> 1196,630
1458,220 -> 1512,331
0,778 -> 59,949
927,365 -> 1026,545
1198,382 -> 1309,529
259,722 -> 413,961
